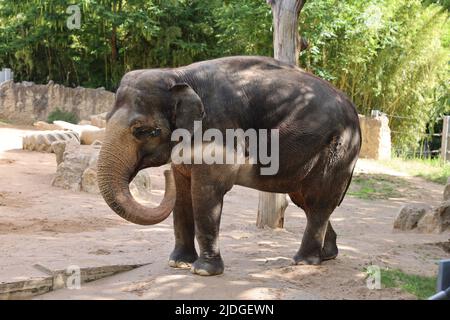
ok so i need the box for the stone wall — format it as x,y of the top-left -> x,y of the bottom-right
359,114 -> 391,160
0,81 -> 115,124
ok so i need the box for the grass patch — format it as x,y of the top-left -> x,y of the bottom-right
348,173 -> 411,200
380,268 -> 437,300
47,108 -> 79,124
380,157 -> 450,185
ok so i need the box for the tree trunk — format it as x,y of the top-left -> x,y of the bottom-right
257,0 -> 306,229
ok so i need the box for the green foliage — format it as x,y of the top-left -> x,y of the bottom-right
381,157 -> 450,184
0,0 -> 222,90
47,108 -> 78,124
380,268 -> 437,299
299,0 -> 449,152
0,0 -> 448,152
213,0 -> 273,56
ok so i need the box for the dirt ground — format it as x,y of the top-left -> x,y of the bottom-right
0,124 -> 449,300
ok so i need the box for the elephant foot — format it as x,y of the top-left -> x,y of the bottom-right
190,256 -> 224,276
293,252 -> 322,265
321,242 -> 338,261
293,246 -> 338,265
169,248 -> 198,269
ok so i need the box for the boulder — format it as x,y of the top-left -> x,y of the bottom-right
52,142 -> 152,197
33,121 -> 62,131
23,130 -> 79,153
90,112 -> 107,128
81,167 -> 99,194
51,139 -> 81,165
443,180 -> 450,201
78,120 -> 92,126
394,204 -> 432,231
80,128 -> 105,145
52,144 -> 100,191
81,167 -> 152,197
359,114 -> 391,160
130,169 -> 153,199
417,212 -> 438,233
417,201 -> 450,233
91,140 -> 102,146
53,120 -> 99,134
52,120 -> 105,145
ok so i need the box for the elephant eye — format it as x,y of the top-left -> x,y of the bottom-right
133,126 -> 161,139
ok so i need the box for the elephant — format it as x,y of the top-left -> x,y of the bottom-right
97,56 -> 361,276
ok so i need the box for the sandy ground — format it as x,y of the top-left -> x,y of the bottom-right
0,124 -> 449,300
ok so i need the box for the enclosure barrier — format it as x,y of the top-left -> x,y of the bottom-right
379,109 -> 444,158
428,259 -> 450,300
0,68 -> 13,84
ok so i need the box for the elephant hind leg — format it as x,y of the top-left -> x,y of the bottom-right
288,191 -> 337,265
322,222 -> 338,261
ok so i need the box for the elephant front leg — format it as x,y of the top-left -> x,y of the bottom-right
190,184 -> 226,276
169,168 -> 198,269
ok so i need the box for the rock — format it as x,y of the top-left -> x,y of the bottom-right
130,169 -> 153,199
53,121 -> 99,134
51,141 -> 66,165
434,201 -> 450,233
444,183 -> 450,201
80,128 -> 105,145
81,167 -> 99,194
394,204 -> 432,231
23,130 -> 79,153
52,144 -> 99,191
417,201 -> 450,233
90,112 -> 107,128
417,212 -> 438,233
52,121 -> 105,145
33,121 -> 62,131
51,140 -> 80,165
91,140 -> 102,146
359,114 -> 391,160
78,120 -> 92,126
52,142 -> 153,196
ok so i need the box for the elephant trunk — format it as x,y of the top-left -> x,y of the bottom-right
97,112 -> 175,225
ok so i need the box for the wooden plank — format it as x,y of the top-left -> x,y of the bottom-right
0,263 -> 148,300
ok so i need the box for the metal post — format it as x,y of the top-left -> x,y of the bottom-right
428,259 -> 450,300
3,68 -> 11,81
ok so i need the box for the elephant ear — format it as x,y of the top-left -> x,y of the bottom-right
170,83 -> 205,134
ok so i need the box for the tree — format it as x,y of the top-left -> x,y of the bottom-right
0,0 -> 447,152
256,0 -> 307,229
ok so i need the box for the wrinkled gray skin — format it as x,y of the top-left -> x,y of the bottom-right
97,56 -> 361,276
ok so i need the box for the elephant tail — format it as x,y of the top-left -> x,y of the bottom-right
337,165 -> 355,207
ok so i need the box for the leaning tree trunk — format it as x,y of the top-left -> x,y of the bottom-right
257,0 -> 306,229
